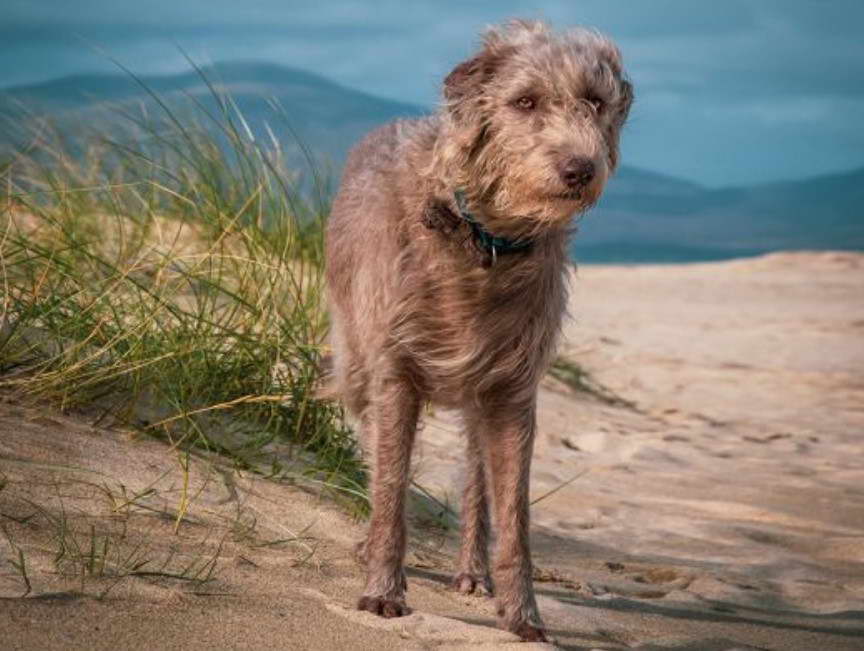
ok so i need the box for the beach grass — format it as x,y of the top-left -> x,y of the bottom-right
0,69 -> 367,515
549,355 -> 636,409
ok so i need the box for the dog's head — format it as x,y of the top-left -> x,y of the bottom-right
441,20 -> 632,238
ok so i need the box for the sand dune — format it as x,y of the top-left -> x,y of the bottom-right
2,252 -> 863,650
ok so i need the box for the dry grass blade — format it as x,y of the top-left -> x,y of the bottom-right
530,469 -> 589,506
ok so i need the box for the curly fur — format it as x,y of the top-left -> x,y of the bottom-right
324,19 -> 632,641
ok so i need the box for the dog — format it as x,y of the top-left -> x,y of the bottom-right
324,19 -> 632,641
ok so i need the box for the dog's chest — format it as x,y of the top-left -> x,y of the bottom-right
394,267 -> 564,403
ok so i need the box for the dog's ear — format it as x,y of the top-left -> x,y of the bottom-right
616,79 -> 634,127
443,51 -> 498,105
444,22 -> 533,115
605,77 -> 633,171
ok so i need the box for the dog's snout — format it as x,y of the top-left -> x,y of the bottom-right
559,156 -> 595,189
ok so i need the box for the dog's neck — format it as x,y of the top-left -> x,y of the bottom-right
453,190 -> 534,262
422,192 -> 536,268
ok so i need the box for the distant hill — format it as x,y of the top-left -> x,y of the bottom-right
0,61 -> 424,175
576,165 -> 864,261
1,62 -> 862,262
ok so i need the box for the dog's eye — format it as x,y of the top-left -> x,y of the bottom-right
585,96 -> 604,113
514,96 -> 536,111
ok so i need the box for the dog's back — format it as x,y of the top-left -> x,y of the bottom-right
324,118 -> 429,415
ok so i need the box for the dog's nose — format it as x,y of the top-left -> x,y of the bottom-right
559,156 -> 595,188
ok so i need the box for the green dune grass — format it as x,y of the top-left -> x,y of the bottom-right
0,69 -> 366,513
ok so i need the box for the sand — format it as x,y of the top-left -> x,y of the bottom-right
2,251 -> 863,650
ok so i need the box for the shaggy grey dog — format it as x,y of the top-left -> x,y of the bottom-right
324,19 -> 632,641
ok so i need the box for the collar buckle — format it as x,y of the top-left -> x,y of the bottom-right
453,190 -> 533,259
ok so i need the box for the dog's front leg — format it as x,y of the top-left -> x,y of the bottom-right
482,403 -> 547,642
357,368 -> 420,618
453,427 -> 492,596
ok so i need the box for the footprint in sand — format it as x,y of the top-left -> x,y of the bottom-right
594,563 -> 694,599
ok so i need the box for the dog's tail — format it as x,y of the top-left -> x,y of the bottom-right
314,352 -> 340,401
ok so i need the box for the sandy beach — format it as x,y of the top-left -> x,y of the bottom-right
2,251 -> 863,650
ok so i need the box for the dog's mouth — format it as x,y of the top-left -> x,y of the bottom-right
551,190 -> 583,201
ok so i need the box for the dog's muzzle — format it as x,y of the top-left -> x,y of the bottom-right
558,156 -> 595,190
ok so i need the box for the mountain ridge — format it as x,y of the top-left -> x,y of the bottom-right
1,61 -> 861,261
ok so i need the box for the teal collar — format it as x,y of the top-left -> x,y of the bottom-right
454,190 -> 533,263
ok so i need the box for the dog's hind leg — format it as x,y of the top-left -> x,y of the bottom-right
452,422 -> 492,596
357,362 -> 420,617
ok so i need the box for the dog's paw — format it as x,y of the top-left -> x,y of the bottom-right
497,602 -> 548,643
357,595 -> 411,618
511,622 -> 549,643
451,572 -> 493,597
